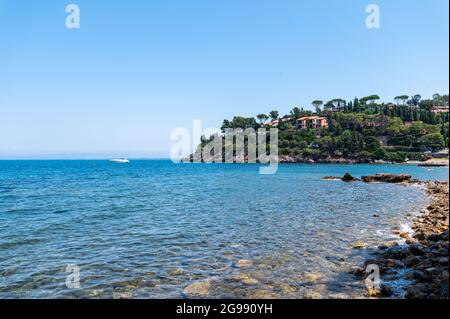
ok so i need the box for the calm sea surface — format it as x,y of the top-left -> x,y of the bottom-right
0,160 -> 448,298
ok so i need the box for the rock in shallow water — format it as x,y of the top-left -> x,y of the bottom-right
236,259 -> 253,268
342,173 -> 359,182
382,246 -> 408,260
362,173 -> 412,183
366,284 -> 392,298
183,281 -> 211,297
408,244 -> 425,256
168,268 -> 187,276
304,291 -> 323,299
352,241 -> 368,249
406,284 -> 428,299
230,273 -> 259,285
404,255 -> 421,267
280,284 -> 298,293
248,290 -> 280,299
302,272 -> 323,282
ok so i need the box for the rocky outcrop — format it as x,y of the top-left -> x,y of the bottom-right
321,176 -> 342,181
321,173 -> 359,182
322,173 -> 418,184
361,173 -> 413,183
342,173 -> 359,182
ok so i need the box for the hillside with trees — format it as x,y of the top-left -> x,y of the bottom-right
196,93 -> 449,163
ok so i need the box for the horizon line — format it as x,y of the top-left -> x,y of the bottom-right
0,157 -> 174,161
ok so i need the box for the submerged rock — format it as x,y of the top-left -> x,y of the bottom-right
352,241 -> 368,249
280,284 -> 298,294
350,266 -> 366,277
169,268 -> 187,276
382,246 -> 408,260
366,284 -> 392,298
406,284 -> 427,299
404,255 -> 421,267
304,291 -> 323,299
302,272 -> 323,282
241,277 -> 259,285
113,291 -> 133,299
248,290 -> 280,299
408,244 -> 425,256
230,273 -> 259,285
236,259 -> 253,268
183,281 -> 211,296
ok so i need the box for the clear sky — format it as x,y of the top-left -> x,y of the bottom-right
1,0 -> 448,158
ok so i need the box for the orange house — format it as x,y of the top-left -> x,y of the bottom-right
296,116 -> 329,129
431,106 -> 449,114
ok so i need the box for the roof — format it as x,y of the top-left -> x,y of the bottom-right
431,105 -> 449,109
297,116 -> 327,121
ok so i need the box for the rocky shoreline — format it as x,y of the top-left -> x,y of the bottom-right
279,155 -> 389,164
354,179 -> 449,299
182,154 -> 449,166
280,156 -> 448,166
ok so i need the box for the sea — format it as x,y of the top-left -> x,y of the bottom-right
0,160 -> 448,298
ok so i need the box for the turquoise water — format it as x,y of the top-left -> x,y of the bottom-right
0,160 -> 448,298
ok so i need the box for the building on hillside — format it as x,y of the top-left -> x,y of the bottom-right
268,119 -> 279,127
296,116 -> 329,129
431,106 -> 449,114
366,116 -> 387,128
366,121 -> 384,128
265,117 -> 292,127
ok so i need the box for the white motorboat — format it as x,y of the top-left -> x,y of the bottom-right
110,158 -> 130,163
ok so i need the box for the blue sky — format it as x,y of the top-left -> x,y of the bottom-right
0,0 -> 448,158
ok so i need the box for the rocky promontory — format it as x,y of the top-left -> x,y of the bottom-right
361,173 -> 416,184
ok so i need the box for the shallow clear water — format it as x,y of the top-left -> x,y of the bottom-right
0,160 -> 448,298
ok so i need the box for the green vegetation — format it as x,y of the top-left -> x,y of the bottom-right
215,93 -> 449,163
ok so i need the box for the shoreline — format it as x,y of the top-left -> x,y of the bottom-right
182,155 -> 449,166
279,156 -> 449,166
356,180 -> 449,299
